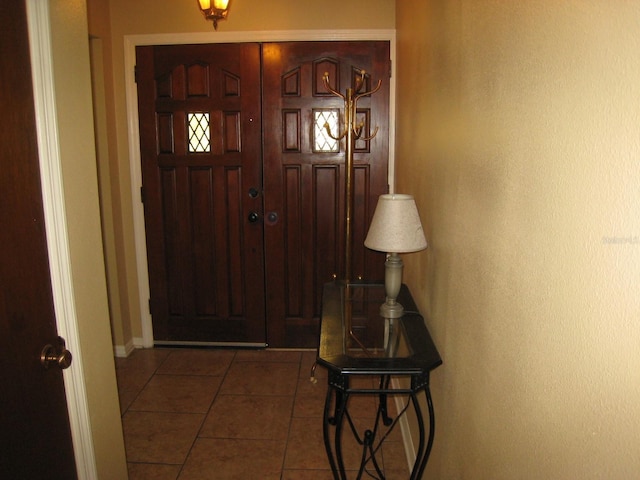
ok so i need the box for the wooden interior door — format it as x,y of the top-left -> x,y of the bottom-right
0,0 -> 77,476
262,41 -> 390,347
136,43 -> 266,344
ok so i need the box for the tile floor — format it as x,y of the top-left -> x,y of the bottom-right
115,347 -> 409,480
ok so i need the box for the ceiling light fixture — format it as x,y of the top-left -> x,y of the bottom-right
197,0 -> 231,30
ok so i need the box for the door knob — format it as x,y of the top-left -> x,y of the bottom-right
248,211 -> 260,223
266,211 -> 279,225
40,336 -> 73,370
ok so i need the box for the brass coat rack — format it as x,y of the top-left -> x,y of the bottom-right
322,70 -> 382,350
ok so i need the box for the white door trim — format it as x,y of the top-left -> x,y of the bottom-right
124,29 -> 397,349
26,0 -> 98,478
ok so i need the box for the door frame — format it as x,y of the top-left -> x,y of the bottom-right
26,0 -> 97,477
124,29 -> 397,350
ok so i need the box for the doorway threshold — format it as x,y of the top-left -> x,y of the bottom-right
154,341 -> 268,349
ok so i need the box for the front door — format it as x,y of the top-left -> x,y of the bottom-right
136,43 -> 266,344
137,41 -> 390,347
0,0 -> 77,477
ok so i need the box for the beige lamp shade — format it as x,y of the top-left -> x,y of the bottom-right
365,194 -> 427,253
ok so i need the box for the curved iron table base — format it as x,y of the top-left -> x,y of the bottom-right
322,373 -> 435,480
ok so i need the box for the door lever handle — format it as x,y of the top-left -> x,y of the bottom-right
40,336 -> 73,370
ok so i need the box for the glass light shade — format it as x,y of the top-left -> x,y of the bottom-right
365,194 -> 427,253
198,0 -> 229,9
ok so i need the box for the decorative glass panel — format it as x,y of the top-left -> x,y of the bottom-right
313,109 -> 339,153
188,112 -> 211,153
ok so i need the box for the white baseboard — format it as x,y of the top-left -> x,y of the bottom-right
392,378 -> 417,473
132,336 -> 147,348
113,336 -> 159,357
113,338 -> 135,358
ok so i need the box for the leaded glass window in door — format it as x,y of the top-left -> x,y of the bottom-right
188,112 -> 211,153
312,109 -> 340,153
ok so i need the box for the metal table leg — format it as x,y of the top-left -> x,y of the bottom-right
409,386 -> 435,480
324,383 -> 349,480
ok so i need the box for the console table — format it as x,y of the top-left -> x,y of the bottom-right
316,281 -> 442,480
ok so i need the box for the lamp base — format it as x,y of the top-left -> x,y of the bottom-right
380,301 -> 404,319
380,252 -> 404,319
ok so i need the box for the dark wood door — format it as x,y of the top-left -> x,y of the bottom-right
137,41 -> 390,347
262,42 -> 389,347
136,43 -> 266,344
0,0 -> 77,477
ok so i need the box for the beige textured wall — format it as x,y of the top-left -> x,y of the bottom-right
87,0 -> 133,350
93,0 -> 395,345
396,1 -> 640,478
50,1 -> 127,478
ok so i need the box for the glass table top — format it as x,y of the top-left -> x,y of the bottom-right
317,281 -> 442,375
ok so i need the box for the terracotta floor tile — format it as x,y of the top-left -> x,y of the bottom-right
118,387 -> 140,414
178,438 -> 286,480
308,414 -> 403,474
385,470 -> 415,479
387,392 -> 408,418
234,349 -> 302,363
117,348 -> 413,478
115,349 -> 173,397
335,392 -> 377,420
115,348 -> 173,373
122,411 -> 204,464
115,367 -> 153,397
200,394 -> 293,440
283,416 -> 369,471
281,469 -> 340,480
156,349 -> 236,376
220,361 -> 299,396
380,416 -> 407,444
129,374 -> 222,413
293,376 -> 327,418
301,350 -> 326,380
382,440 -> 411,473
127,462 -> 181,480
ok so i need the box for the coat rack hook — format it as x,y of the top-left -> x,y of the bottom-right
354,70 -> 383,99
322,72 -> 344,100
324,122 -> 348,141
323,70 -> 381,141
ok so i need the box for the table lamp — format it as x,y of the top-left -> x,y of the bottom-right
364,194 -> 427,319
